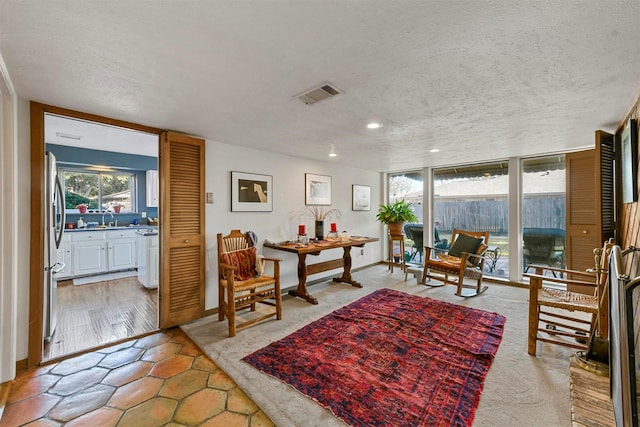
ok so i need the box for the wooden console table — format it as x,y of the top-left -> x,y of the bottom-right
264,236 -> 379,305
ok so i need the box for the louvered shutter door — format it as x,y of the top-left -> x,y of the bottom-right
565,131 -> 614,293
159,132 -> 205,328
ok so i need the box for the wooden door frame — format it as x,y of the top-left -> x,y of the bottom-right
28,102 -> 163,368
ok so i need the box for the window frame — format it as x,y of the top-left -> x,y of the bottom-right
61,166 -> 137,213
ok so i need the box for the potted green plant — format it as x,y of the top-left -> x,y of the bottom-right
376,200 -> 419,236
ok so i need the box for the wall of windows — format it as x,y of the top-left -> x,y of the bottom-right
387,155 -> 567,282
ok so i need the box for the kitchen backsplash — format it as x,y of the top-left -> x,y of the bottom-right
65,210 -> 158,228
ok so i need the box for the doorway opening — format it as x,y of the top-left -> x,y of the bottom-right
41,112 -> 160,362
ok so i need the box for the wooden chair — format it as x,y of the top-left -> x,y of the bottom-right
420,229 -> 490,297
525,238 -> 614,356
217,230 -> 282,337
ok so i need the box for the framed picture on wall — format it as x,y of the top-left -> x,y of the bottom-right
305,173 -> 331,205
621,119 -> 638,203
352,184 -> 371,211
231,171 -> 273,212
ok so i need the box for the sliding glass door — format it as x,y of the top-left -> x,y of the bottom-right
387,171 -> 424,264
522,155 -> 566,278
433,162 -> 509,278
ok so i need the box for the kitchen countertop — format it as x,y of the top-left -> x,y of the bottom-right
136,228 -> 159,236
64,226 -> 158,232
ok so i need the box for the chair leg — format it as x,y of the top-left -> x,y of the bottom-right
218,283 -> 225,321
420,266 -> 429,285
228,295 -> 236,337
455,270 -> 464,297
275,280 -> 283,320
454,272 -> 488,298
528,283 -> 540,356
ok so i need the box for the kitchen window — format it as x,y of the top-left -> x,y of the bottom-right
62,168 -> 136,213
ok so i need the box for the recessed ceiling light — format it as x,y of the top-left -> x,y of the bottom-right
56,132 -> 83,140
367,122 -> 382,129
430,148 -> 440,153
328,153 -> 337,157
329,144 -> 337,157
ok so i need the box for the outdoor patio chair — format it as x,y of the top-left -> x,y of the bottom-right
434,227 -> 450,252
420,229 -> 490,297
217,229 -> 282,337
524,239 -> 613,356
523,228 -> 566,276
404,224 -> 450,263
404,223 -> 424,263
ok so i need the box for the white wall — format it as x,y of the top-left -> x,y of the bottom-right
12,97 -> 30,364
0,53 -> 18,383
10,114 -> 383,364
204,141 -> 382,309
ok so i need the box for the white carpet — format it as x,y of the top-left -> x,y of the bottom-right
72,270 -> 137,286
181,265 -> 578,427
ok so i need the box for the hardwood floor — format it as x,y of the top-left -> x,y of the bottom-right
43,275 -> 158,361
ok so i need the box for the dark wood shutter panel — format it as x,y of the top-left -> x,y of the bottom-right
159,132 -> 205,328
599,132 -> 615,236
566,131 -> 614,293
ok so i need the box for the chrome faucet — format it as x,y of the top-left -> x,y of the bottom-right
102,211 -> 114,226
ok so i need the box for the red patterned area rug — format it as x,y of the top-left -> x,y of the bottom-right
242,288 -> 506,427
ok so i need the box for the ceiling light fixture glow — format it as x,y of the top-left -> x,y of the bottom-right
329,144 -> 337,157
56,132 -> 83,140
367,122 -> 382,129
430,148 -> 440,153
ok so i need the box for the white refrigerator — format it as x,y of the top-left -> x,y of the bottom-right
44,152 -> 66,341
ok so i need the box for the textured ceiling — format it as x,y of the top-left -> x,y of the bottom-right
2,1 -> 640,172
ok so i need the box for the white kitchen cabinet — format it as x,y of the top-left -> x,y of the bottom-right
106,230 -> 137,271
73,233 -> 108,277
137,231 -> 158,289
146,170 -> 158,207
148,235 -> 159,288
56,235 -> 73,280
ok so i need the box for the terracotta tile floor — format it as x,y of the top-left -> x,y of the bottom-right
0,328 -> 275,427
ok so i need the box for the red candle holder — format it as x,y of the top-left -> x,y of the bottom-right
298,224 -> 306,235
330,223 -> 337,233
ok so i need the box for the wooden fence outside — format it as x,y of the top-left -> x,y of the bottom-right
432,194 -> 565,234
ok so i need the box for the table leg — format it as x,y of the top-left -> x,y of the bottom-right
288,253 -> 318,304
332,247 -> 363,288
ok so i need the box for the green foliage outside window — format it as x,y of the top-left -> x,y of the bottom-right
62,168 -> 135,211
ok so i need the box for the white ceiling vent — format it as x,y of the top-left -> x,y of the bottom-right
296,82 -> 342,105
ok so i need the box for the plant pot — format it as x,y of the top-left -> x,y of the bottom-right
315,221 -> 324,240
77,205 -> 87,214
388,222 -> 404,236
113,205 -> 122,214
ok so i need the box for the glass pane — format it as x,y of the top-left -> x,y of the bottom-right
388,171 -> 423,264
63,171 -> 100,210
102,174 -> 133,213
522,156 -> 566,278
433,163 -> 509,278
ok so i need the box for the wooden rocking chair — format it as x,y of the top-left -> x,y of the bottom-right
217,230 -> 282,337
525,238 -> 613,356
420,229 -> 490,297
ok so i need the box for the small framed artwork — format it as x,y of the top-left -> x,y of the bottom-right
231,171 -> 273,212
352,184 -> 371,211
621,119 -> 638,203
305,173 -> 331,205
